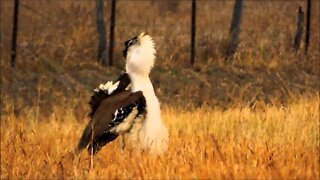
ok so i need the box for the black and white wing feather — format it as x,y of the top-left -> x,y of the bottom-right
88,73 -> 131,118
76,83 -> 146,155
77,90 -> 146,154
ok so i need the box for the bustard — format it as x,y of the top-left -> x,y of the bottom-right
76,33 -> 168,155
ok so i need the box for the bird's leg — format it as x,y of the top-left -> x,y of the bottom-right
120,134 -> 126,150
90,124 -> 94,170
72,150 -> 81,177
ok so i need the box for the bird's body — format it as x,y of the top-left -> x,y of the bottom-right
76,33 -> 168,155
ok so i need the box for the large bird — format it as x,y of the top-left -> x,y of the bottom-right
76,33 -> 168,155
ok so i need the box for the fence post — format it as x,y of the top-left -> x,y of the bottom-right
190,0 -> 196,66
293,6 -> 304,53
108,0 -> 117,66
11,0 -> 19,68
304,0 -> 311,54
95,0 -> 107,65
226,0 -> 243,58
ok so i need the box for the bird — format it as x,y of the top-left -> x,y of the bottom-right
76,33 -> 168,155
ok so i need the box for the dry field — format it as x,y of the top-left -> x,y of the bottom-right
1,97 -> 319,179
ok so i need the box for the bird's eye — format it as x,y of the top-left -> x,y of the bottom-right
128,40 -> 134,46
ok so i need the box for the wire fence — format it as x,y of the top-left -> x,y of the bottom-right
2,0 -> 318,68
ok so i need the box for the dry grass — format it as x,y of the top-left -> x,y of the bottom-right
1,97 -> 319,179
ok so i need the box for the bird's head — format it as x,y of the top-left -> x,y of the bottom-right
123,32 -> 156,76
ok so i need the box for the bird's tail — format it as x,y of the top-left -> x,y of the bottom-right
87,133 -> 118,155
75,122 -> 118,155
75,122 -> 92,153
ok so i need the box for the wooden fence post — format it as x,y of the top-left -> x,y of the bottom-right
304,0 -> 311,54
226,0 -> 243,58
190,0 -> 196,66
95,0 -> 107,65
108,0 -> 117,66
11,0 -> 19,68
293,6 -> 304,53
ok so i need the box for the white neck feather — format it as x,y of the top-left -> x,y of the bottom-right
128,72 -> 159,117
128,72 -> 168,154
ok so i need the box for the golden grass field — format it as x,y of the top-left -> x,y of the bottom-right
1,98 -> 319,179
1,0 -> 320,179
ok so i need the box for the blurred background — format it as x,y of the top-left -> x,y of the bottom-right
1,0 -> 319,121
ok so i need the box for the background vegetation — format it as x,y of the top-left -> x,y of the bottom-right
1,0 -> 319,179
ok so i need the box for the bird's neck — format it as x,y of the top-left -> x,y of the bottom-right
128,73 -> 156,100
128,72 -> 162,121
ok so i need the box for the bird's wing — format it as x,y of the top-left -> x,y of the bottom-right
88,73 -> 131,118
76,90 -> 146,154
113,73 -> 131,93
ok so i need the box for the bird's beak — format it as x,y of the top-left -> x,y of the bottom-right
138,32 -> 145,38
